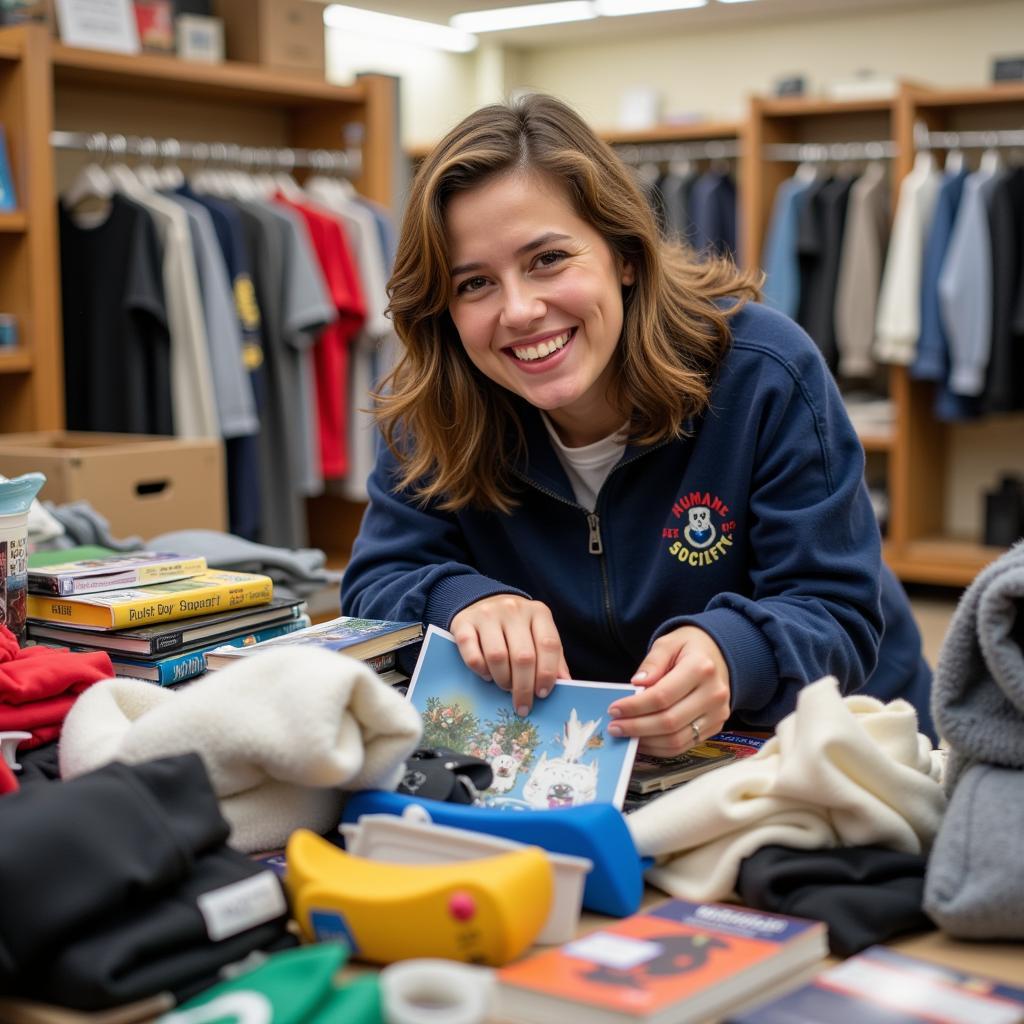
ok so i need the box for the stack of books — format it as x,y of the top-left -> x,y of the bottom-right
25,551 -> 300,686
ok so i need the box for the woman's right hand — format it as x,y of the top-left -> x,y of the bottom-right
450,595 -> 570,716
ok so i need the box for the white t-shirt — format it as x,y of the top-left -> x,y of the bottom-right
541,413 -> 628,512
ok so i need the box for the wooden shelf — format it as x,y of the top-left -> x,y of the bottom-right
859,432 -> 894,454
910,82 -> 1024,108
599,120 -> 742,144
0,211 -> 26,231
0,347 -> 32,373
50,42 -> 366,108
886,537 -> 1005,587
756,95 -> 894,117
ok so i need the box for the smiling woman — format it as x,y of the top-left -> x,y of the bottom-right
340,93 -> 936,758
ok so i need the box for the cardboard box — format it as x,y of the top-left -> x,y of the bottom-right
0,432 -> 226,540
214,0 -> 325,76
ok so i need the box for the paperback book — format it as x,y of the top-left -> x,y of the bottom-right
405,625 -> 640,811
496,898 -> 828,1024
26,569 -> 273,630
27,551 -> 207,596
203,615 -> 423,670
107,615 -> 313,685
726,945 -> 1024,1024
628,730 -> 771,796
25,596 -> 306,657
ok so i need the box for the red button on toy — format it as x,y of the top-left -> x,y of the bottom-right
448,891 -> 476,921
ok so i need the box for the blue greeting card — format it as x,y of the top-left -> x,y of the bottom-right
406,625 -> 640,810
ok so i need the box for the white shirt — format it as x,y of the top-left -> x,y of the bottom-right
541,413 -> 628,511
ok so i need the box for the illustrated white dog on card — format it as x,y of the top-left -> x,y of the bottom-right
488,752 -> 521,794
522,708 -> 601,809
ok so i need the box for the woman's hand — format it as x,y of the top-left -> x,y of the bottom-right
607,626 -> 731,756
450,595 -> 570,716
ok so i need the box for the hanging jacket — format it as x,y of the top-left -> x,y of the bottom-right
342,302 -> 934,736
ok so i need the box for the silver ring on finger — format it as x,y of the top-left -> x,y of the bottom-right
689,717 -> 704,745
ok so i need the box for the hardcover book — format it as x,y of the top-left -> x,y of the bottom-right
203,615 -> 423,670
496,899 -> 828,1024
26,569 -> 273,630
25,596 -> 306,657
107,615 -> 313,685
727,945 -> 1024,1023
405,625 -> 640,811
27,551 -> 207,596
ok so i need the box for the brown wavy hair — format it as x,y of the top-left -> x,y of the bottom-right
378,92 -> 761,513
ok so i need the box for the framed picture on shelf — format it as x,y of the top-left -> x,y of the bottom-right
0,126 -> 16,212
54,0 -> 140,53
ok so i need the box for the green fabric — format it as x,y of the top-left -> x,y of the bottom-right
158,944 -> 382,1024
27,545 -> 117,568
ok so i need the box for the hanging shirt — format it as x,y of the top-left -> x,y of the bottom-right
797,175 -> 855,373
983,166 -> 1024,413
275,196 -> 366,480
874,157 -> 942,365
688,170 -> 737,260
109,182 -> 219,440
834,163 -> 889,379
761,176 -> 813,320
938,165 -> 1002,398
59,194 -> 172,435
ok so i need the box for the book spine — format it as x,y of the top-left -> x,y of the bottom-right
27,575 -> 274,630
363,650 -> 397,674
111,650 -> 209,686
206,616 -> 313,655
72,557 -> 208,595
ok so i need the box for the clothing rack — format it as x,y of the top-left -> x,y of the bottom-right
913,123 -> 1024,151
615,139 -> 741,164
762,140 -> 898,162
49,130 -> 361,177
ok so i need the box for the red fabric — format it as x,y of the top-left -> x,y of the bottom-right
0,757 -> 17,795
275,195 -> 367,479
0,626 -> 113,748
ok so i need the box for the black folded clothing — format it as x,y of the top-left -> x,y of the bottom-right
0,754 -> 293,1010
736,844 -> 935,957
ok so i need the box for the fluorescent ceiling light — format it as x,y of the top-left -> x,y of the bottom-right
715,0 -> 760,4
451,2 -> 596,33
595,0 -> 707,13
323,4 -> 478,52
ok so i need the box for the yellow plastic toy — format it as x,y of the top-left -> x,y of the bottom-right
285,829 -> 553,966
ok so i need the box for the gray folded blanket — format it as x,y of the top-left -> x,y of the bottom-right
147,529 -> 343,601
930,540 -> 1024,790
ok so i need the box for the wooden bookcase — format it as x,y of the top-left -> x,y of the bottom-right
0,22 -> 400,561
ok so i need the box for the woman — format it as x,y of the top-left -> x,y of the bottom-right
341,93 -> 935,754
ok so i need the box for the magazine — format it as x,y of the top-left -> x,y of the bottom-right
406,625 -> 640,810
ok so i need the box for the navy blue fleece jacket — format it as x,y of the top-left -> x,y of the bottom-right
342,302 -> 935,739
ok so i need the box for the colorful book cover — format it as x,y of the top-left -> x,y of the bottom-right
498,899 -> 827,1024
204,615 -> 422,670
108,615 -> 313,685
406,625 -> 639,811
25,596 -> 305,657
629,730 -> 771,796
728,945 -> 1024,1024
26,569 -> 273,630
28,551 -> 207,596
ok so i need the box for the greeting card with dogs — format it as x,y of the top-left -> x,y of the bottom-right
406,626 -> 640,810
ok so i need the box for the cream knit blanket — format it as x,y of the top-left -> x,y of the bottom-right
628,676 -> 945,901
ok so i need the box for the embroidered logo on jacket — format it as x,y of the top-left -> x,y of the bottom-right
662,490 -> 736,567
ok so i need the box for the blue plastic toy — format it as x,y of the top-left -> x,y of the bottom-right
341,792 -> 648,918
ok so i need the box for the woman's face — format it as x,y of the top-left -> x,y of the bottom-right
445,170 -> 634,446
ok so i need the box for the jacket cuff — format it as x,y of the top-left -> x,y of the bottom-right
425,573 -> 531,630
651,606 -> 777,715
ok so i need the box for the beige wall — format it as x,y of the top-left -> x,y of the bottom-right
518,0 -> 1024,131
328,0 -> 1024,146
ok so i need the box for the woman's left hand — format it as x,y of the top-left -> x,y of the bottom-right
607,626 -> 731,756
